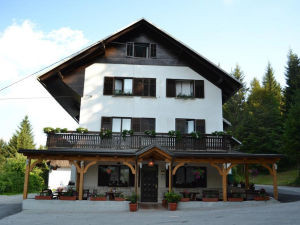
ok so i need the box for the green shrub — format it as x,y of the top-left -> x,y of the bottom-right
164,191 -> 181,203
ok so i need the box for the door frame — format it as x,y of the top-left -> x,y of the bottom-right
141,165 -> 158,202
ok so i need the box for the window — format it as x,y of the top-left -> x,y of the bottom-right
126,42 -> 156,58
98,165 -> 134,187
166,79 -> 204,98
104,77 -> 156,97
132,118 -> 155,132
166,166 -> 207,188
176,119 -> 205,134
101,117 -> 155,132
133,78 -> 156,97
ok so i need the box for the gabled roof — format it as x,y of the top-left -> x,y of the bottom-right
38,18 -> 242,122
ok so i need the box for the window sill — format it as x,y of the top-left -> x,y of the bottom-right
112,94 -> 134,97
175,97 -> 196,100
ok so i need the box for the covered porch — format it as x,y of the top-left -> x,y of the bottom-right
19,146 -> 281,202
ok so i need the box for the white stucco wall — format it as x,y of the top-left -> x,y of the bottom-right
48,168 -> 71,190
82,161 -> 222,202
79,64 -> 223,133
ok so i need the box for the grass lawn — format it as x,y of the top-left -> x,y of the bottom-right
252,169 -> 298,186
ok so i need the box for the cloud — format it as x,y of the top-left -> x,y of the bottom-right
0,20 -> 89,145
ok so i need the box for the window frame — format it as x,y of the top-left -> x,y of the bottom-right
175,118 -> 206,134
126,42 -> 157,58
166,79 -> 204,98
98,165 -> 134,187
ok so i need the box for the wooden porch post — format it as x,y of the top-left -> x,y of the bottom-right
245,164 -> 249,189
222,164 -> 227,202
79,161 -> 84,200
76,172 -> 80,192
23,158 -> 31,199
273,163 -> 278,200
135,161 -> 138,194
168,163 -> 172,193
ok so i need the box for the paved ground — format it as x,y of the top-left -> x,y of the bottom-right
0,200 -> 300,225
257,185 -> 300,202
0,187 -> 300,224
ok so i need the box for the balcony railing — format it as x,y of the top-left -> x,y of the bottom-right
46,132 -> 233,152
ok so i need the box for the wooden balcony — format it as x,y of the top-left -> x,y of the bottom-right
46,132 -> 234,152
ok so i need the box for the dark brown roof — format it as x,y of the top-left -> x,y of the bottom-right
38,19 -> 242,122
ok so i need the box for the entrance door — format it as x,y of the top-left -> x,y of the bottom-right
141,165 -> 158,202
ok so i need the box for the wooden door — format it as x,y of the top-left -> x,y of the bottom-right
141,165 -> 158,202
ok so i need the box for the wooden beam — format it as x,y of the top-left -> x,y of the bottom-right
245,164 -> 249,189
273,163 -> 278,200
123,162 -> 136,175
262,164 -> 274,176
27,155 -> 136,162
169,163 -> 172,193
29,159 -> 42,172
83,161 -> 97,174
222,165 -> 227,202
172,162 -> 184,175
210,163 -> 223,175
23,158 -> 31,199
78,161 -> 84,200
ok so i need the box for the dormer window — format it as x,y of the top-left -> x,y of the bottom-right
126,42 -> 156,58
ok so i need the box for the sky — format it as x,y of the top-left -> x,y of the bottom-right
0,0 -> 299,146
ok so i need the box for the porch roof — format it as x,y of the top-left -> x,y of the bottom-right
18,148 -> 282,160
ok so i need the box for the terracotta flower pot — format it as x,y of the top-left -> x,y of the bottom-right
59,196 -> 76,200
129,203 -> 138,212
90,197 -> 107,201
254,196 -> 270,201
180,198 -> 190,202
168,202 -> 178,211
228,197 -> 243,202
202,198 -> 218,202
35,195 -> 52,200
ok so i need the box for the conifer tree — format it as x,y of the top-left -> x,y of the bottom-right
7,116 -> 35,157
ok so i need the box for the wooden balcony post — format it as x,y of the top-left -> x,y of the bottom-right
79,161 -> 84,200
273,163 -> 278,200
23,158 -> 31,199
245,164 -> 249,189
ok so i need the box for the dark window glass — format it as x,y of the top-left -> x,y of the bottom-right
166,166 -> 207,188
98,165 -> 133,187
143,79 -> 149,96
150,44 -> 156,57
150,79 -> 156,97
196,120 -> 205,133
102,117 -> 112,130
175,119 -> 186,134
126,42 -> 133,56
134,43 -> 148,58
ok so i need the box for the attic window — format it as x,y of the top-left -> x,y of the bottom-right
126,42 -> 156,58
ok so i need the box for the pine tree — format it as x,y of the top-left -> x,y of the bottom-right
223,65 -> 248,138
262,62 -> 281,102
284,50 -> 300,113
283,90 -> 300,182
7,116 -> 35,156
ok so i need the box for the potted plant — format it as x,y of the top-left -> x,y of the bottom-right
228,192 -> 244,202
59,188 -> 77,200
128,193 -> 138,212
99,129 -> 112,139
122,129 -> 133,140
168,130 -> 182,141
114,193 -> 125,201
165,191 -> 181,211
43,127 -> 54,134
181,190 -> 190,202
144,130 -> 156,137
76,127 -> 88,134
35,189 -> 53,200
254,188 -> 270,201
61,128 -> 68,133
90,193 -> 107,201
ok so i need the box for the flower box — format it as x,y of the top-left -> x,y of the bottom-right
254,196 -> 270,201
180,198 -> 190,202
114,197 -> 125,201
59,196 -> 76,200
202,198 -> 218,202
35,195 -> 52,200
228,197 -> 243,202
90,196 -> 107,201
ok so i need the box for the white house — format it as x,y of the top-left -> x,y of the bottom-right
20,19 -> 281,202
